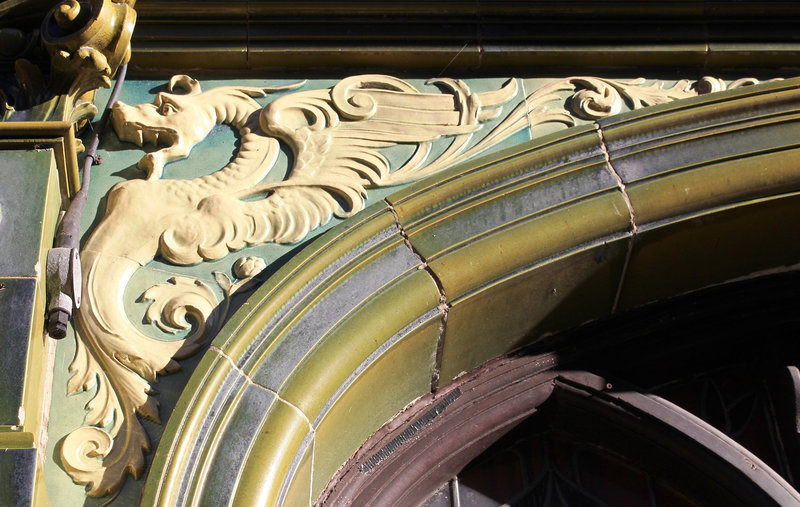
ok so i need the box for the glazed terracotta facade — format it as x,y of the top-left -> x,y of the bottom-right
2,2 -> 800,505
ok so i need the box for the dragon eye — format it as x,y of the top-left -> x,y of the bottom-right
159,102 -> 177,115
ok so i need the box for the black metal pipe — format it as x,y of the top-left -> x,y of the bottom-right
56,63 -> 128,249
47,63 -> 128,338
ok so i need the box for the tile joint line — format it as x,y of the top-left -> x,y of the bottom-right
385,199 -> 449,393
594,123 -> 637,313
209,344 -> 313,428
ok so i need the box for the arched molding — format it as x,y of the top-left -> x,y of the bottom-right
319,359 -> 800,506
143,77 -> 800,505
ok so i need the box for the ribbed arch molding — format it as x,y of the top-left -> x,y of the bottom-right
143,78 -> 800,506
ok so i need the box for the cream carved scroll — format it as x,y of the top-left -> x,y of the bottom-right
62,74 -> 769,496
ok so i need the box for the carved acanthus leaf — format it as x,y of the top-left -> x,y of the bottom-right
141,277 -> 220,336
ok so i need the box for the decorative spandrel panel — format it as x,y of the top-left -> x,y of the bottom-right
43,74 -> 774,504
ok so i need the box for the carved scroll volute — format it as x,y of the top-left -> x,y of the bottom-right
41,0 -> 136,105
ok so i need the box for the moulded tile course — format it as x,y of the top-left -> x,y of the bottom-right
597,79 -> 800,174
230,399 -> 312,507
144,350 -> 239,503
603,112 -> 800,185
427,192 -> 631,301
247,21 -> 478,41
248,238 -> 422,392
130,43 -> 248,70
405,159 -> 616,262
439,238 -> 628,384
626,147 -> 800,226
247,44 -> 481,70
0,150 -> 59,277
275,269 -> 441,419
282,437 -> 313,507
215,202 -> 396,361
195,383 -> 277,507
133,1 -> 249,18
479,21 -> 706,42
617,193 -> 800,311
312,313 -> 441,497
151,349 -> 228,447
706,42 -> 800,68
134,23 -> 247,40
173,368 -> 248,506
387,125 -> 602,227
0,278 -> 35,426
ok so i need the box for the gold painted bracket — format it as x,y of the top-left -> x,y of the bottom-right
1,0 -> 136,197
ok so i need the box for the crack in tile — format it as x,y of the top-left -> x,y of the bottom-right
594,123 -> 637,313
385,199 -> 449,392
209,344 -> 313,428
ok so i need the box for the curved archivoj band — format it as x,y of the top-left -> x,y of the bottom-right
144,77 -> 800,505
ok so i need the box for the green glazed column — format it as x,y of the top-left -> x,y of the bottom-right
0,150 -> 62,506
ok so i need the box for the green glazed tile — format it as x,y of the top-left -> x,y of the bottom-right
481,44 -> 706,68
626,147 -> 800,227
0,448 -> 35,507
247,45 -> 481,70
248,238 -> 422,392
405,159 -> 615,262
617,193 -> 800,311
276,269 -> 441,419
131,43 -> 249,70
173,365 -> 249,505
387,125 -> 602,229
706,42 -> 800,68
281,435 -> 313,506
0,278 -> 35,426
194,383 -> 277,507
230,399 -> 312,507
426,192 -> 631,302
0,150 -> 59,277
439,238 -> 628,384
213,202 -> 397,362
604,109 -> 800,186
142,350 -> 239,504
311,313 -> 441,497
597,79 -> 800,177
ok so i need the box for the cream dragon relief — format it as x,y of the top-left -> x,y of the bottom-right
61,73 -> 767,496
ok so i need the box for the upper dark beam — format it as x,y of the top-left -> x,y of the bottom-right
39,1 -> 800,74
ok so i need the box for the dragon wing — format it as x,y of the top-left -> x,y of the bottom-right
158,75 -> 518,265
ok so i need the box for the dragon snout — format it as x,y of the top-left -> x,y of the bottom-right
111,101 -> 135,143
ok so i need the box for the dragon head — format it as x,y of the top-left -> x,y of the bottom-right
112,75 -> 307,180
112,75 -> 218,180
